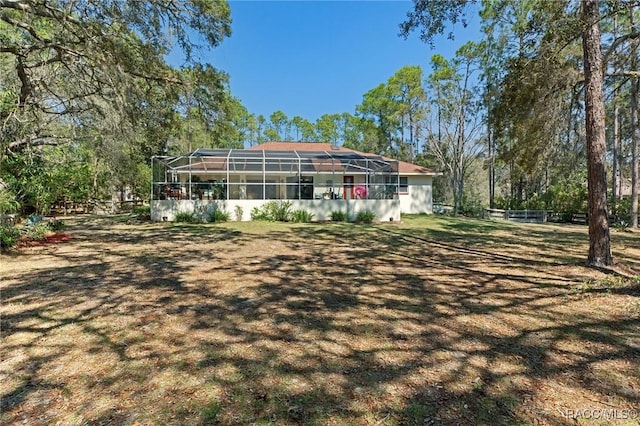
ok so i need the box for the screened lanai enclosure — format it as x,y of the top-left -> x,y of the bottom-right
150,148 -> 402,222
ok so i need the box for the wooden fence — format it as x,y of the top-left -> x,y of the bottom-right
49,200 -> 144,216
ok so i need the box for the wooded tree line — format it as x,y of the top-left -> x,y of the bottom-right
1,1 -> 638,263
402,0 -> 640,265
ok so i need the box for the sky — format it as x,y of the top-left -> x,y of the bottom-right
169,1 -> 481,123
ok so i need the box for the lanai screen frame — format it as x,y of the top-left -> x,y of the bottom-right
151,148 -> 400,201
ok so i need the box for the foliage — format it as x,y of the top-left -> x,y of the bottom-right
132,205 -> 151,221
0,223 -> 20,248
0,188 -> 20,214
0,0 -> 235,218
612,198 -> 634,225
24,222 -> 51,241
48,220 -> 66,232
290,209 -> 314,223
330,211 -> 349,222
250,201 -> 292,222
1,151 -> 54,214
424,45 -> 485,214
547,178 -> 588,216
267,201 -> 292,222
460,197 -> 485,218
1,0 -> 232,155
174,212 -> 199,223
209,208 -> 230,223
355,210 -> 376,223
250,206 -> 271,221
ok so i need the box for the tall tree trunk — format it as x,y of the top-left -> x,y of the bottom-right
631,79 -> 639,228
632,87 -> 639,228
488,126 -> 495,209
631,5 -> 639,228
582,0 -> 613,266
611,10 -> 619,215
612,101 -> 619,213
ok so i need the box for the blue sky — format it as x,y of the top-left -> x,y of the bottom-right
170,1 -> 480,122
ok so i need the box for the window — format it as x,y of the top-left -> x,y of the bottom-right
300,176 -> 314,200
399,177 -> 408,193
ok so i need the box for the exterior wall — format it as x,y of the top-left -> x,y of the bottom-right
151,199 -> 401,222
399,176 -> 434,214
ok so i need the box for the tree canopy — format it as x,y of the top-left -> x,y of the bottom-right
1,0 -> 638,264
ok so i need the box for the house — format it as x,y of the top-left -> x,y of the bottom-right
150,142 -> 438,222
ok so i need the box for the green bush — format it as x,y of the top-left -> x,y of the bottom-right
460,198 -> 485,218
132,205 -> 151,219
330,211 -> 348,222
291,209 -> 314,223
271,201 -> 292,222
48,219 -> 66,231
25,222 -> 50,240
0,223 -> 20,248
355,209 -> 375,223
250,206 -> 271,221
0,189 -> 20,214
209,208 -> 230,222
250,201 -> 292,222
612,198 -> 632,225
174,212 -> 198,223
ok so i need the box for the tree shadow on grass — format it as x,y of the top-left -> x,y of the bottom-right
1,217 -> 638,425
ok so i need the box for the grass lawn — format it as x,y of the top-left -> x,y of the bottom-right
1,214 -> 639,425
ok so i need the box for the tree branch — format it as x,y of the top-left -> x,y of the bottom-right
0,0 -> 82,25
0,13 -> 49,42
604,31 -> 640,65
6,134 -> 66,151
607,71 -> 640,78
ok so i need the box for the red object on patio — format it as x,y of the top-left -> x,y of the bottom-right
354,185 -> 367,199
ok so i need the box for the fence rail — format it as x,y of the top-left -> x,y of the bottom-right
49,200 -> 144,216
486,209 -> 560,223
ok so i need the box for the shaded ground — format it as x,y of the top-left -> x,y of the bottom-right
1,215 -> 639,425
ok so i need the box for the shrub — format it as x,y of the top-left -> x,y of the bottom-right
209,208 -> 230,223
355,209 -> 375,223
291,209 -> 314,223
330,211 -> 348,222
0,224 -> 20,248
0,189 -> 20,214
250,201 -> 292,222
25,222 -> 51,240
270,200 -> 292,222
48,219 -> 66,231
174,212 -> 198,223
132,205 -> 151,220
251,206 -> 271,221
612,198 -> 632,225
460,198 -> 485,218
234,205 -> 244,221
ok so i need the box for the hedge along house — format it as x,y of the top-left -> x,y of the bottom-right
150,142 -> 438,222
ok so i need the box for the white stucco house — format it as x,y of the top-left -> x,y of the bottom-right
150,142 -> 438,222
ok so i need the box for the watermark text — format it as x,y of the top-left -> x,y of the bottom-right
557,407 -> 638,420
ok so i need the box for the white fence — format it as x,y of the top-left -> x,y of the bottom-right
486,209 -> 548,223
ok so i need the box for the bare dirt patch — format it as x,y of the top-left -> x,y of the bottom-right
1,215 -> 638,425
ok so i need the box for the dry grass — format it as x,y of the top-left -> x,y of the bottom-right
1,214 -> 639,425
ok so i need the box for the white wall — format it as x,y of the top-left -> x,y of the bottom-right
399,176 -> 434,214
151,199 -> 401,222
